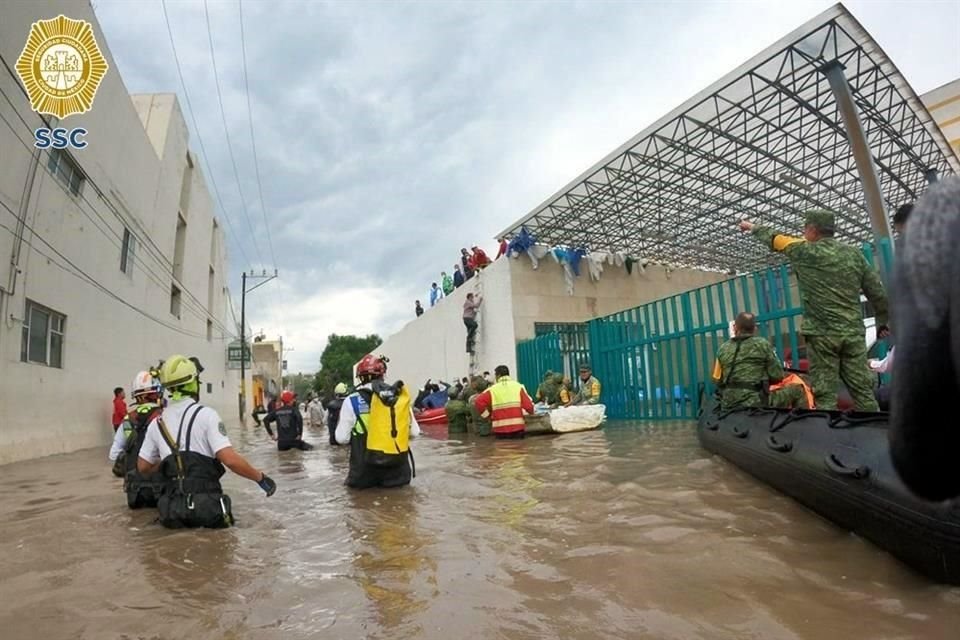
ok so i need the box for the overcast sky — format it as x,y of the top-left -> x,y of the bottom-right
92,0 -> 960,373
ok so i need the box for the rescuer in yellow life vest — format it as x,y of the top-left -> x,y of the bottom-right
335,354 -> 421,489
572,361 -> 602,405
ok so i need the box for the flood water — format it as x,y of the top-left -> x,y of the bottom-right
1,420 -> 959,640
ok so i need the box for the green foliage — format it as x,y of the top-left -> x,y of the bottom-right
313,333 -> 382,396
282,372 -> 315,400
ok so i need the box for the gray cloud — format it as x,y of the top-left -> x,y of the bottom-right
92,0 -> 960,372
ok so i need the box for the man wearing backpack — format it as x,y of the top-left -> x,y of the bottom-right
138,354 -> 277,528
335,354 -> 421,489
108,369 -> 166,508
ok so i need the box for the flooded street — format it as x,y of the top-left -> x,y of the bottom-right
2,421 -> 959,640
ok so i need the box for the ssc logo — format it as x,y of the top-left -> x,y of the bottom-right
15,15 -> 108,149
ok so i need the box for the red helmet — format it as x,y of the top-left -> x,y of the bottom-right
357,354 -> 387,379
280,390 -> 295,405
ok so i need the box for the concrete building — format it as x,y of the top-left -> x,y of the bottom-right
0,0 -> 240,464
251,337 -> 283,407
921,78 -> 960,160
376,254 -> 725,389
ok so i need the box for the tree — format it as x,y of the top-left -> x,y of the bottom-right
314,333 -> 382,397
282,372 -> 315,400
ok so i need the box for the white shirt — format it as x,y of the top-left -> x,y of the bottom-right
335,384 -> 421,445
868,346 -> 895,374
139,397 -> 232,464
108,422 -> 129,461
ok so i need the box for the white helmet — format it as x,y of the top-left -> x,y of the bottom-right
132,370 -> 161,398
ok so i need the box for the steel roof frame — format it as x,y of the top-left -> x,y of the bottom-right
497,3 -> 960,273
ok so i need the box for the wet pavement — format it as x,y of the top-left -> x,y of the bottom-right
1,420 -> 959,639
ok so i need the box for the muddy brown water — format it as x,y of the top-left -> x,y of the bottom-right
1,420 -> 959,640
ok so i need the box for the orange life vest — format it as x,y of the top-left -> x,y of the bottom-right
769,373 -> 815,409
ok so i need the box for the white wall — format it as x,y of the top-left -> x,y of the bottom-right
507,254 -> 729,341
0,0 -> 239,464
377,257 -> 517,388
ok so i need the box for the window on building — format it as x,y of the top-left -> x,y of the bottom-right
206,382 -> 213,394
47,149 -> 84,196
120,227 -> 136,275
20,300 -> 65,368
173,214 -> 187,281
206,319 -> 213,341
170,285 -> 182,319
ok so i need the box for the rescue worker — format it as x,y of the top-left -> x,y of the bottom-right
572,362 -> 602,405
326,382 -> 349,446
463,293 -> 482,354
535,370 -> 560,406
335,354 -> 420,489
559,375 -> 573,407
263,390 -> 314,451
741,210 -> 889,410
711,312 -> 812,412
109,370 -> 166,508
138,354 -> 276,528
473,364 -> 535,439
308,395 -> 326,429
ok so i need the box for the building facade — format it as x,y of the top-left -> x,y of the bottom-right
921,78 -> 960,160
251,338 -> 283,408
0,0 -> 239,464
376,255 -> 726,389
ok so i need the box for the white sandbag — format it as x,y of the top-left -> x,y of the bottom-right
548,404 -> 606,433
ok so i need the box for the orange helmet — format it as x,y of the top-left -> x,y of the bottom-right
280,390 -> 295,405
357,354 -> 388,379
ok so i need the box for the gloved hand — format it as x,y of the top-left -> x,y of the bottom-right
257,473 -> 277,497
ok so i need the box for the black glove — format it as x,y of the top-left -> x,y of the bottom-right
257,473 -> 277,497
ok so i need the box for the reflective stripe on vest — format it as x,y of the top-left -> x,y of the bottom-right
488,378 -> 526,430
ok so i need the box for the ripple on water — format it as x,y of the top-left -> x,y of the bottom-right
0,421 -> 959,640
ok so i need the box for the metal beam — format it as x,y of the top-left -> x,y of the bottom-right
821,59 -> 895,279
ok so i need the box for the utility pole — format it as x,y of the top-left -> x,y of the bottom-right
238,269 -> 277,421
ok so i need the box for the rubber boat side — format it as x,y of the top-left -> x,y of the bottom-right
697,395 -> 960,584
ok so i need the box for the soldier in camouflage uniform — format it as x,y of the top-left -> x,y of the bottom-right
712,312 -> 808,411
741,210 -> 889,411
535,371 -> 560,406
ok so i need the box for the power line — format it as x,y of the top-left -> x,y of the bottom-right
0,55 -> 238,337
0,201 -> 231,340
160,0 -> 253,272
0,102 -> 236,338
202,0 -> 265,269
238,0 -> 277,269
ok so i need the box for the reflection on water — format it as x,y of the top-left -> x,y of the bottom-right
1,421 -> 959,639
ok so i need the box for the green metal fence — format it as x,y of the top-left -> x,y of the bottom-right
516,240 -> 895,420
534,323 -> 590,380
516,332 -> 563,395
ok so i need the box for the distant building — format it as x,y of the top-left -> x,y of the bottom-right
0,2 -> 239,463
251,338 -> 283,408
921,77 -> 960,161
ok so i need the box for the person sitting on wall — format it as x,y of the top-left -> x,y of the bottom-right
471,245 -> 492,271
711,312 -> 812,412
572,362 -> 602,405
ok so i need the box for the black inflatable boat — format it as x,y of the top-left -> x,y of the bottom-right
697,395 -> 960,584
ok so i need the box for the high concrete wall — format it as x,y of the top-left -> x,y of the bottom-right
377,257 -> 516,389
508,256 -> 729,341
0,0 -> 239,464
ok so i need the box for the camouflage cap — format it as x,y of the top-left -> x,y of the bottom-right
579,361 -> 592,371
803,209 -> 835,232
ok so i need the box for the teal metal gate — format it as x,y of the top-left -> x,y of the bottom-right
516,240 -> 894,421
